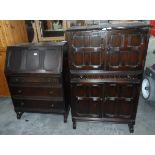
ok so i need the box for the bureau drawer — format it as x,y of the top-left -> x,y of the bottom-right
12,99 -> 65,111
10,86 -> 63,97
7,76 -> 61,84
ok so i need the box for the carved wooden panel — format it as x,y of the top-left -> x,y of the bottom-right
103,83 -> 140,118
73,83 -> 103,97
106,30 -> 148,71
74,98 -> 101,118
71,83 -> 103,117
70,31 -> 106,70
71,82 -> 140,119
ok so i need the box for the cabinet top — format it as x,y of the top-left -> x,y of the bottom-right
66,22 -> 150,31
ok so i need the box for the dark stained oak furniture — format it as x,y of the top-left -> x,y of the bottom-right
65,22 -> 150,133
5,42 -> 70,122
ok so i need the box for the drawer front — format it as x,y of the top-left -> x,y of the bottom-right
12,99 -> 65,111
10,86 -> 63,97
70,72 -> 142,84
7,76 -> 61,84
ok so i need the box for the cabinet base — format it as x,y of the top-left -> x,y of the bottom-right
72,117 -> 135,133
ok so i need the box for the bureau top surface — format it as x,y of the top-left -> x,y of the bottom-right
66,22 -> 150,31
7,41 -> 67,48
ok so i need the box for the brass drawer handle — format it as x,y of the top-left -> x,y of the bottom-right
80,75 -> 83,79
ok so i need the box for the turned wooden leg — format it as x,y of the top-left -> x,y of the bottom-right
63,106 -> 70,123
64,114 -> 67,123
73,120 -> 76,129
16,112 -> 23,119
128,124 -> 134,133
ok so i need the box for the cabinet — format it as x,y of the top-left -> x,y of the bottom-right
66,22 -> 150,132
5,42 -> 70,122
0,20 -> 28,96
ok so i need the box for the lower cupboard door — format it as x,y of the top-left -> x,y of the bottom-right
102,82 -> 140,119
103,97 -> 134,119
74,97 -> 101,118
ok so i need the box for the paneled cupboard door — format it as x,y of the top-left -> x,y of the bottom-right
71,82 -> 140,119
69,30 -> 107,70
103,83 -> 140,119
67,28 -> 149,72
106,29 -> 149,71
71,83 -> 103,118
